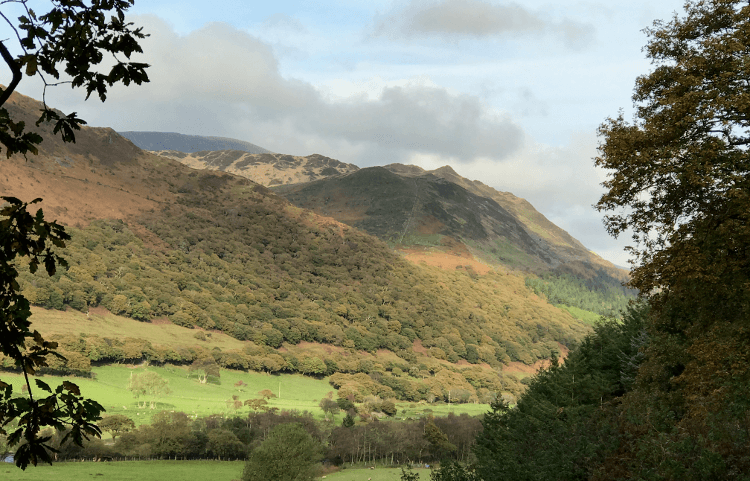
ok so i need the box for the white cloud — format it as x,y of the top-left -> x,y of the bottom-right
40,16 -> 524,163
372,0 -> 594,47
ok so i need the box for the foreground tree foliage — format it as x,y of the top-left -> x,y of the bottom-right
0,0 -> 149,468
595,0 -> 750,478
435,1 -> 750,480
467,305 -> 648,480
0,198 -> 103,468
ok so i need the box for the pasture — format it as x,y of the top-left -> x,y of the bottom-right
1,365 -> 490,425
1,460 -> 245,481
1,462 -> 432,481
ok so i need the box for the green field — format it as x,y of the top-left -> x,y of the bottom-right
557,305 -> 603,326
1,460 -> 245,481
1,365 -> 490,425
1,365 -> 335,425
1,462 -> 432,481
326,466 -> 431,481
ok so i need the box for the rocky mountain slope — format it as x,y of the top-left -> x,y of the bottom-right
153,150 -> 359,186
115,133 -> 627,295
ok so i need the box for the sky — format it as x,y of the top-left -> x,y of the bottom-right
3,0 -> 689,267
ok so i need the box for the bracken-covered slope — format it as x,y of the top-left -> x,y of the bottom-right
0,90 -> 591,402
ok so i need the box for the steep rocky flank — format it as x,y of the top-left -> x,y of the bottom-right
278,165 -> 629,288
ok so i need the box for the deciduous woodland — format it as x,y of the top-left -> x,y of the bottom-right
37,410 -> 482,467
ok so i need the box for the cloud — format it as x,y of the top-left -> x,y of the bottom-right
41,16 -> 524,162
372,0 -> 594,47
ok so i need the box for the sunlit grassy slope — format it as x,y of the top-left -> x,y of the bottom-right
2,364 -> 490,426
28,306 -> 246,351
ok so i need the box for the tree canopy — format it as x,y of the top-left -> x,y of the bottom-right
241,423 -> 322,481
0,0 -> 149,469
594,2 -> 750,476
596,0 -> 750,297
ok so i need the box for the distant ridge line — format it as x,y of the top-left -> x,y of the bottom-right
119,131 -> 272,154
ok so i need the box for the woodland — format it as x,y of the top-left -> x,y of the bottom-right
26,409 -> 483,467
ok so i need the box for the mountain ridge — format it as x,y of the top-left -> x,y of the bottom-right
119,131 -> 271,154
277,165 -> 629,291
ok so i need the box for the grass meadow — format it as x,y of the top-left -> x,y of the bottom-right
1,460 -> 245,481
1,365 -> 490,425
1,307 -> 493,426
1,462 -> 432,481
1,365 -> 334,425
557,305 -> 602,326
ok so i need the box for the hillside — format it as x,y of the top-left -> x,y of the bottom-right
115,131 -> 629,297
0,90 -> 591,403
277,165 -> 630,291
153,151 -> 359,186
119,131 -> 271,154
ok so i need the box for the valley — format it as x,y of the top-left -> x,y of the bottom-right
0,90 -> 623,405
0,89 -> 631,476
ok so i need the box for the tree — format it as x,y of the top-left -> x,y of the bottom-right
424,419 -> 456,461
189,355 -> 221,384
241,423 -> 322,481
206,429 -> 246,460
596,0 -> 750,299
226,395 -> 243,412
0,0 -> 149,469
257,389 -> 275,400
127,371 -> 171,409
400,465 -> 420,481
319,397 -> 339,422
595,0 -> 750,477
430,460 -> 477,481
341,413 -> 355,428
243,398 -> 269,413
98,414 -> 135,442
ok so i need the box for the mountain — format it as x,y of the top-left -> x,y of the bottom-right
276,165 -> 629,289
1,90 -> 592,403
116,128 -> 625,292
119,131 -> 271,154
153,151 -> 359,186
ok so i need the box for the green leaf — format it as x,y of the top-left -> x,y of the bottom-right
34,379 -> 52,393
